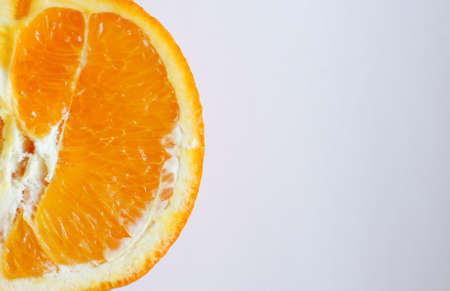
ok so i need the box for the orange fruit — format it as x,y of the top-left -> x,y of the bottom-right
0,0 -> 204,289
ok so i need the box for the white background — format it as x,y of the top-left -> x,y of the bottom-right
123,0 -> 450,290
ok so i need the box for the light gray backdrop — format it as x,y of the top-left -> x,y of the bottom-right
122,0 -> 450,290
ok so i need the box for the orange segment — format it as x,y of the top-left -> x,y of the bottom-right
11,8 -> 85,137
34,12 -> 179,265
2,213 -> 54,279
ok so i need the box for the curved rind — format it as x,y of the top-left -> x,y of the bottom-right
0,0 -> 204,290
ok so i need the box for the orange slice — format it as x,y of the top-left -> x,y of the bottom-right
0,0 -> 204,289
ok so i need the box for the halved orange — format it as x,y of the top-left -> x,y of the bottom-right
0,0 -> 204,289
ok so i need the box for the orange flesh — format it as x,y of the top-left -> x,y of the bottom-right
12,8 -> 85,137
15,0 -> 32,20
2,8 -> 179,277
2,213 -> 54,279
